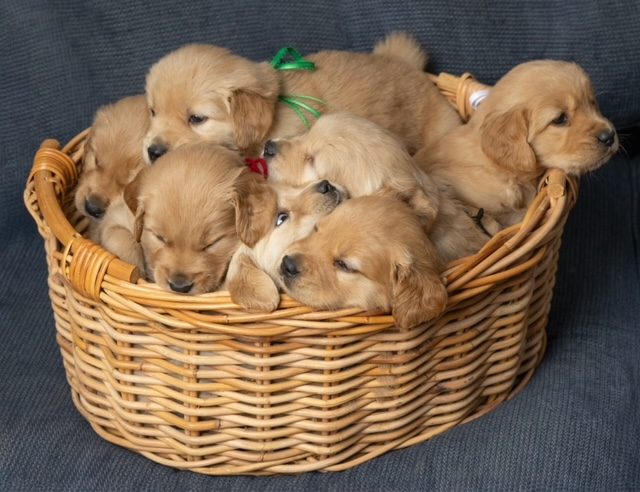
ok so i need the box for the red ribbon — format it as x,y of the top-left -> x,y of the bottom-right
245,157 -> 268,178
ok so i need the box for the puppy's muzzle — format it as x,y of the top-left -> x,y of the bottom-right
84,194 -> 107,219
596,128 -> 617,148
316,180 -> 347,205
147,143 -> 168,163
316,180 -> 335,194
168,273 -> 194,294
280,255 -> 301,282
262,140 -> 277,162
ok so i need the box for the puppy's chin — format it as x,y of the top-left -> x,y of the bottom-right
544,146 -> 618,176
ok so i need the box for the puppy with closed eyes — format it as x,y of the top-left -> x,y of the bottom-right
417,60 -> 619,229
280,195 -> 448,329
225,179 -> 347,312
142,32 -> 460,162
74,94 -> 149,270
124,143 -> 250,294
264,112 -> 489,263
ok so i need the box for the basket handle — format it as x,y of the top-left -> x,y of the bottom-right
429,72 -> 491,121
29,139 -> 140,297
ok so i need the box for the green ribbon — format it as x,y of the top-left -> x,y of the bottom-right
271,47 -> 316,71
272,47 -> 328,127
278,94 -> 328,128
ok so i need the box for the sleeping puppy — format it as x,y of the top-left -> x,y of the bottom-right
74,94 -> 149,269
75,94 -> 149,223
280,195 -> 448,329
123,143 -> 249,294
264,112 -> 488,263
225,179 -> 347,312
417,60 -> 619,228
142,32 -> 460,161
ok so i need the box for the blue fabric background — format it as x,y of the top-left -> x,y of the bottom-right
1,1 -> 639,489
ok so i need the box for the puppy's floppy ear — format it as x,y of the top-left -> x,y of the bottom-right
391,248 -> 447,329
123,169 -> 147,242
229,62 -> 279,152
480,107 -> 538,175
233,172 -> 278,247
376,185 -> 439,232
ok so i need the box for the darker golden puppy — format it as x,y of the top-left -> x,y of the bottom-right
225,179 -> 347,312
74,94 -> 149,269
418,60 -> 618,227
280,196 -> 447,328
264,112 -> 488,263
75,94 -> 149,222
124,143 -> 248,294
142,33 -> 460,161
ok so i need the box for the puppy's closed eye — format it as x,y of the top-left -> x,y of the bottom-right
148,230 -> 167,245
334,259 -> 356,273
201,235 -> 225,251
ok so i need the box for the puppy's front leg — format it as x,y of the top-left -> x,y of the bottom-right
100,224 -> 145,273
226,252 -> 280,313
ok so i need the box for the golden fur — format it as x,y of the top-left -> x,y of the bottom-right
74,94 -> 149,269
265,112 -> 488,263
143,33 -> 460,160
417,60 -> 619,227
225,179 -> 347,312
280,196 -> 447,328
123,143 -> 248,294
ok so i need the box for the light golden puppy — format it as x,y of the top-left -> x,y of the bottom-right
74,94 -> 149,269
418,60 -> 619,227
75,94 -> 149,221
124,143 -> 249,294
142,32 -> 460,161
264,112 -> 488,263
225,179 -> 347,312
280,196 -> 448,329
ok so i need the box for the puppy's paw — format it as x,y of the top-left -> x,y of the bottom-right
238,283 -> 280,313
227,253 -> 281,313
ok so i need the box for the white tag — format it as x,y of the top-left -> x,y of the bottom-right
469,89 -> 490,110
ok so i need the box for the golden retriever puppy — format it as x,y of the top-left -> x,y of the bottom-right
74,94 -> 149,269
225,179 -> 347,312
123,143 -> 249,294
75,94 -> 149,222
417,60 -> 619,228
264,112 -> 488,263
280,196 -> 448,328
143,33 -> 460,161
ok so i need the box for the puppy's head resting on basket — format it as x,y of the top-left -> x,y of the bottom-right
74,94 -> 149,223
280,195 -> 448,329
420,60 -> 618,221
143,44 -> 279,163
123,143 -> 247,294
226,179 -> 348,313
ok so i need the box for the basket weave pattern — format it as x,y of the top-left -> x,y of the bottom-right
23,75 -> 578,475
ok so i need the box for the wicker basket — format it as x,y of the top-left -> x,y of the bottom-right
23,73 -> 578,475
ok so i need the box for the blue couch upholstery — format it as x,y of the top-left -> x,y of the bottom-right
2,1 -> 639,489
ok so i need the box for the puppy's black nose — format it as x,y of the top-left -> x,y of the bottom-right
168,274 -> 194,294
263,140 -> 277,160
147,144 -> 167,162
597,129 -> 616,147
84,195 -> 106,219
316,180 -> 336,194
280,255 -> 300,279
